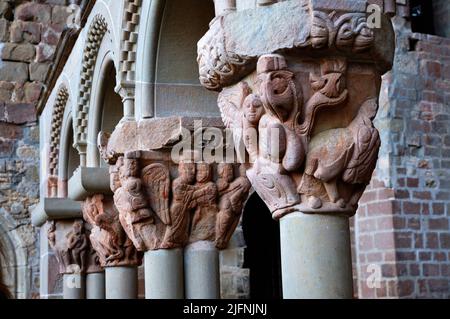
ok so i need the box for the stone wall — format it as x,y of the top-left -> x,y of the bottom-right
354,15 -> 450,298
0,0 -> 74,299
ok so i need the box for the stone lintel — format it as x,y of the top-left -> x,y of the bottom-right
68,167 -> 112,201
31,198 -> 82,227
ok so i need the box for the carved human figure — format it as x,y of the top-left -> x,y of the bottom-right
247,54 -> 305,217
215,164 -> 251,249
242,92 -> 264,163
189,163 -> 219,243
113,153 -> 154,250
83,194 -> 140,267
161,160 -> 197,248
66,220 -> 88,273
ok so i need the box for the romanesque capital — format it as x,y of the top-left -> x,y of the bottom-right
198,0 -> 395,219
47,219 -> 102,275
98,137 -> 251,251
82,194 -> 142,267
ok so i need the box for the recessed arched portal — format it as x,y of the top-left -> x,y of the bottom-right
242,193 -> 283,299
90,60 -> 123,168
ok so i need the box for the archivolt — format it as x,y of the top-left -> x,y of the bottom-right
73,14 -> 109,155
48,85 -> 69,179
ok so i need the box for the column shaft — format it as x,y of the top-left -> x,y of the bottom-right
184,241 -> 220,299
145,248 -> 184,299
63,274 -> 86,299
86,272 -> 105,299
280,212 -> 353,299
105,267 -> 138,299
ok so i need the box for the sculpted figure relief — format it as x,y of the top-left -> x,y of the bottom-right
215,164 -> 251,249
48,219 -> 93,274
189,163 -> 219,243
98,132 -> 252,251
82,194 -> 141,267
217,53 -> 381,218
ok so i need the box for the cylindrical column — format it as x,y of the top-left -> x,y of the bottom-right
123,98 -> 135,119
184,241 -> 220,299
145,248 -> 184,299
105,267 -> 138,299
86,272 -> 105,299
280,212 -> 353,299
63,274 -> 86,299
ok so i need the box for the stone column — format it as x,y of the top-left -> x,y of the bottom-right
184,241 -> 219,299
63,274 -> 86,299
86,272 -> 105,299
47,219 -> 93,299
145,249 -> 184,299
105,267 -> 138,299
82,194 -> 142,299
280,213 -> 353,298
198,1 -> 395,299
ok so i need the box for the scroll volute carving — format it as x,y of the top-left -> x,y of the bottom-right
218,54 -> 381,219
47,219 -> 98,274
82,194 -> 141,267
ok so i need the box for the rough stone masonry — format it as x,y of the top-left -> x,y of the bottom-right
0,0 -> 74,298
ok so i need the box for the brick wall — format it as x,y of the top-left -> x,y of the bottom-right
0,0 -> 74,299
354,16 -> 450,298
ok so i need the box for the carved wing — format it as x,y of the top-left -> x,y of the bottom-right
218,82 -> 250,162
141,164 -> 171,225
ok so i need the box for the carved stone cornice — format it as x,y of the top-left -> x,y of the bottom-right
31,198 -> 83,227
47,219 -> 102,275
198,0 -> 395,91
82,195 -> 141,267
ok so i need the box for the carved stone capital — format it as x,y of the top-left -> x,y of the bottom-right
82,195 -> 141,267
216,52 -> 384,219
98,132 -> 251,251
47,219 -> 102,275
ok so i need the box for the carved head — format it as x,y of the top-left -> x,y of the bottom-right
123,158 -> 139,178
218,163 -> 234,183
179,161 -> 196,184
196,163 -> 212,183
110,157 -> 124,191
238,164 -> 247,178
243,94 -> 264,125
257,54 -> 298,123
73,220 -> 84,234
312,58 -> 347,98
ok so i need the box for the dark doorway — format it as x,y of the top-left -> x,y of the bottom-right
242,193 -> 282,299
410,0 -> 436,35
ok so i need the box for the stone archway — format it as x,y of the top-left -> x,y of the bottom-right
242,193 -> 282,299
0,212 -> 32,299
